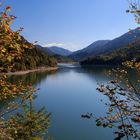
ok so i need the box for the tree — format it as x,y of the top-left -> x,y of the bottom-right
0,4 -> 33,72
0,3 -> 52,140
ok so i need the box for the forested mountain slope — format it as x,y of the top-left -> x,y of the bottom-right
80,41 -> 140,65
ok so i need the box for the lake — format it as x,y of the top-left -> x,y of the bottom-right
8,64 -> 126,140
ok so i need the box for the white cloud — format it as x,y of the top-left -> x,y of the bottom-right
44,43 -> 65,47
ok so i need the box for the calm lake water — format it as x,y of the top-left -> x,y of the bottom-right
8,64 -> 128,140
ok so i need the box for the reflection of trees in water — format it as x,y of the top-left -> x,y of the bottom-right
8,70 -> 57,86
80,66 -> 113,81
80,66 -> 139,87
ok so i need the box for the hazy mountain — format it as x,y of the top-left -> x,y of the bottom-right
35,45 -> 55,56
49,46 -> 72,56
35,45 -> 73,63
36,45 -> 72,57
70,28 -> 140,61
69,40 -> 110,61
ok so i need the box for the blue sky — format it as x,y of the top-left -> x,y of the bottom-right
2,0 -> 138,51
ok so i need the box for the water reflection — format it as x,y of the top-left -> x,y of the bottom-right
8,64 -> 139,140
8,70 -> 57,86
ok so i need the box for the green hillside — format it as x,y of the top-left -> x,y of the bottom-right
13,46 -> 57,71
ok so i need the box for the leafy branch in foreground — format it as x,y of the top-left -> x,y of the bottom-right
82,61 -> 140,140
127,0 -> 140,24
95,61 -> 140,140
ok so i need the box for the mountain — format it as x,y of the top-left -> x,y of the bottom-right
49,46 -> 72,56
35,45 -> 55,56
35,45 -> 73,63
69,40 -> 110,61
80,40 -> 140,65
35,45 -> 72,57
69,28 -> 140,61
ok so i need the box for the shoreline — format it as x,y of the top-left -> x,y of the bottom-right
0,67 -> 58,75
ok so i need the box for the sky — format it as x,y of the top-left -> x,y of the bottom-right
1,0 -> 138,51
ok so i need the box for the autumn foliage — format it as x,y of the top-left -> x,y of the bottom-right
0,5 -> 34,72
0,3 -> 52,140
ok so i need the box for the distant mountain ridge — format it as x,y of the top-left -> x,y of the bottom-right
35,45 -> 73,63
49,46 -> 72,56
35,28 -> 140,65
69,40 -> 110,61
69,28 -> 140,61
35,45 -> 72,56
35,45 -> 55,56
